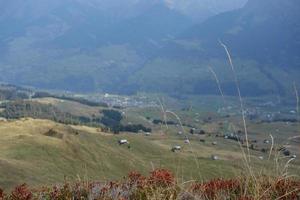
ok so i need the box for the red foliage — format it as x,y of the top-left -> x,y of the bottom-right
99,185 -> 109,196
10,184 -> 32,200
273,179 -> 300,200
0,188 -> 4,200
109,181 -> 120,190
1,170 -> 299,200
49,186 -> 60,199
191,179 -> 240,199
148,169 -> 175,187
128,171 -> 146,188
128,171 -> 143,182
238,197 -> 253,200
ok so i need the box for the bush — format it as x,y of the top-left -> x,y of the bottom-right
120,124 -> 152,133
1,170 -> 300,200
102,110 -> 123,122
152,119 -> 177,125
100,109 -> 151,133
10,184 -> 32,200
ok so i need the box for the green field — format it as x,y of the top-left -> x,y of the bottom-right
0,95 -> 299,191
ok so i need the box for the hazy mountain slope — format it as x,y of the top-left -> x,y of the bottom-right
0,0 -> 192,93
164,0 -> 247,21
0,0 -> 299,96
130,0 -> 300,97
182,0 -> 300,65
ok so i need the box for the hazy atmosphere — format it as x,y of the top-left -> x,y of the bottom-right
0,1 -> 300,199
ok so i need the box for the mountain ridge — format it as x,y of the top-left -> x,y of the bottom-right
0,0 -> 299,97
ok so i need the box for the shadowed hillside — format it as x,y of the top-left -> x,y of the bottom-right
1,0 -> 298,97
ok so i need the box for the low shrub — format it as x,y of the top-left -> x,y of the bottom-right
1,170 -> 299,200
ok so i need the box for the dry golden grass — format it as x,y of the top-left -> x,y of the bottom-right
0,118 -> 247,190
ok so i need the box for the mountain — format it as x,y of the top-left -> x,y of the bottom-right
0,0 -> 247,94
182,0 -> 300,65
129,0 -> 300,97
0,0 -> 189,92
164,0 -> 247,21
1,0 -> 298,97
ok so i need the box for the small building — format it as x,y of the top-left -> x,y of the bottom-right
118,139 -> 129,145
263,139 -> 270,144
172,145 -> 181,152
258,156 -> 264,160
178,131 -> 183,135
290,110 -> 296,114
212,141 -> 217,145
144,132 -> 151,136
0,117 -> 7,122
211,155 -> 219,160
184,139 -> 190,144
291,155 -> 297,159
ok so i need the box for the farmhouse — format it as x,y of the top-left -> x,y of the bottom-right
184,139 -> 190,144
211,155 -> 219,160
118,139 -> 129,145
264,139 -> 270,144
172,145 -> 181,152
0,117 -> 7,122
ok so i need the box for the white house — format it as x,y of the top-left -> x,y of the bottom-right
211,155 -> 219,160
172,145 -> 181,152
118,139 -> 129,145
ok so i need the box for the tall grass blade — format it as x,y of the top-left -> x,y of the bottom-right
208,66 -> 226,106
219,41 -> 251,162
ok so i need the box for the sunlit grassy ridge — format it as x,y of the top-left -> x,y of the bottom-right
0,118 -> 247,190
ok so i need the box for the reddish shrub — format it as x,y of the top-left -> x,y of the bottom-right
10,184 -> 32,200
273,179 -> 300,200
1,170 -> 300,200
73,182 -> 89,199
108,181 -> 120,190
128,171 -> 143,182
148,169 -> 175,187
99,186 -> 109,196
49,186 -> 60,199
128,171 -> 146,188
238,197 -> 253,200
191,179 -> 240,199
48,183 -> 74,199
0,188 -> 4,200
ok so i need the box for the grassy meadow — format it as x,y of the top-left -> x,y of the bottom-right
0,93 -> 299,200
